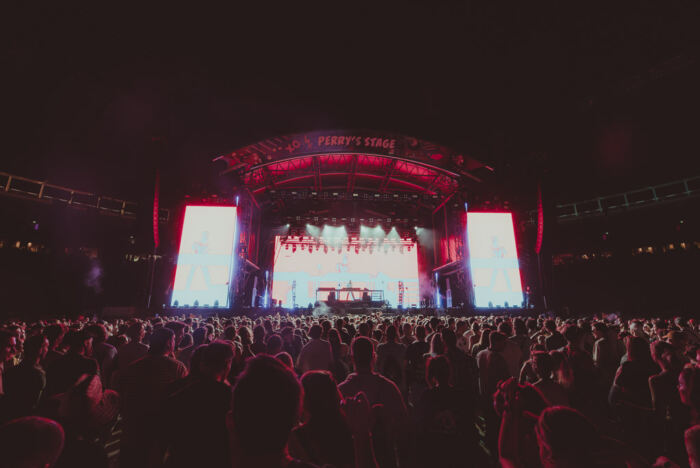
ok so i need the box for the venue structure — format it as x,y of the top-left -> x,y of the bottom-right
167,130 -> 527,314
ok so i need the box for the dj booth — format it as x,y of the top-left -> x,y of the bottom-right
315,287 -> 384,303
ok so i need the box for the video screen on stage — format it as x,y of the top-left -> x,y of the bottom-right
467,212 -> 524,308
171,205 -> 238,308
271,237 -> 420,308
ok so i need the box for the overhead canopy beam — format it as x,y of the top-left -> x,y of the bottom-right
346,155 -> 358,194
379,159 -> 398,193
313,156 -> 321,191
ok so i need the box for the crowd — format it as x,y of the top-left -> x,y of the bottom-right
1,311 -> 700,467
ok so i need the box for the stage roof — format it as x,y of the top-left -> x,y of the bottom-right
216,130 -> 492,203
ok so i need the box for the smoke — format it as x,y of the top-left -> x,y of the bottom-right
418,271 -> 434,300
312,301 -> 331,317
84,259 -> 103,294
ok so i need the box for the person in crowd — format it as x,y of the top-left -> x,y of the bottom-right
467,321 -> 482,352
238,325 -> 254,359
679,367 -> 700,426
250,325 -> 267,355
266,333 -> 283,355
275,351 -> 295,369
160,341 -> 234,468
442,328 -> 478,396
560,324 -> 596,412
414,355 -> 477,467
455,320 -> 470,353
534,406 -> 646,468
297,324 -> 332,373
376,325 -> 406,390
164,321 -> 187,351
0,416 -> 65,468
85,323 -> 117,386
289,371 -> 355,468
42,323 -> 66,369
685,424 -> 700,468
229,354 -> 378,468
592,321 -> 619,388
2,333 -> 49,421
499,321 -> 524,379
609,335 -> 658,456
335,318 -> 351,345
531,351 -> 569,407
406,324 -> 430,406
281,326 -> 303,362
113,321 -> 150,387
649,339 -> 689,463
477,331 -> 511,458
400,322 -> 414,347
0,329 -> 18,397
544,319 -> 567,351
177,326 -> 209,369
45,330 -> 98,398
328,328 -> 349,383
510,318 -> 532,363
472,328 -> 491,356
118,327 -> 187,468
477,331 -> 510,400
427,331 -> 445,358
495,377 -> 549,468
339,336 -> 408,467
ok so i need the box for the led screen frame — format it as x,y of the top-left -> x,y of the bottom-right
466,212 -> 524,308
170,205 -> 238,308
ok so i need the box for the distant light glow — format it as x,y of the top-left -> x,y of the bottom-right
467,212 -> 523,308
171,205 -> 237,307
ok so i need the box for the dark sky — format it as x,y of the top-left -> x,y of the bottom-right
3,2 -> 700,206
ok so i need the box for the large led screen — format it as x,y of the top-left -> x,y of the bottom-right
171,205 -> 237,307
272,238 -> 420,308
467,212 -> 524,308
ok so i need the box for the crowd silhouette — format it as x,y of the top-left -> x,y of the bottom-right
1,311 -> 700,467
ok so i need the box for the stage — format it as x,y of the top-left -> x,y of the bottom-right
165,130 -> 529,315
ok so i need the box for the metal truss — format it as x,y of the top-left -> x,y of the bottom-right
528,176 -> 700,222
0,171 -> 170,222
242,153 -> 460,200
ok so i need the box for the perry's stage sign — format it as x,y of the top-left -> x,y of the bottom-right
218,130 -> 486,177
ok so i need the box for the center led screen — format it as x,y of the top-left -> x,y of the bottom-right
271,237 -> 420,308
467,212 -> 524,308
171,205 -> 238,308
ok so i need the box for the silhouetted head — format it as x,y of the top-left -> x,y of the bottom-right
426,355 -> 451,388
536,406 -> 599,467
0,416 -> 65,468
300,371 -> 343,423
351,336 -> 374,371
229,355 -> 302,456
489,331 -> 507,352
149,327 -> 175,356
309,324 -> 322,340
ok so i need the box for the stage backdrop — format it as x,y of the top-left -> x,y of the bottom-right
271,237 -> 419,308
171,205 -> 238,308
467,212 -> 524,308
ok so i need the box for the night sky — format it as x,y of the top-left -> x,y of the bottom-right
3,2 -> 699,207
